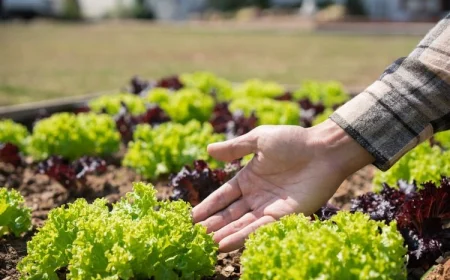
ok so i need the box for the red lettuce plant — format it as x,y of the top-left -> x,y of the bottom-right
351,182 -> 416,222
273,91 -> 294,101
38,156 -> 107,189
209,102 -> 258,138
130,75 -> 184,95
129,76 -> 150,94
115,103 -> 170,143
396,178 -> 450,268
298,98 -> 326,127
155,75 -> 184,90
349,178 -> 450,270
0,143 -> 22,167
170,160 -> 241,206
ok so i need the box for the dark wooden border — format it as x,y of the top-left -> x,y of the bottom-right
0,86 -> 362,123
0,92 -> 107,123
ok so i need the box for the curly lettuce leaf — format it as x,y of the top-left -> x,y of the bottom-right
312,107 -> 334,126
242,211 -> 407,280
0,188 -> 31,237
294,80 -> 349,108
179,71 -> 233,101
18,182 -> 217,280
147,88 -> 214,124
373,142 -> 450,191
229,97 -> 299,125
123,121 -> 225,179
0,119 -> 29,151
233,79 -> 285,99
28,113 -> 120,160
89,93 -> 146,116
435,130 -> 450,149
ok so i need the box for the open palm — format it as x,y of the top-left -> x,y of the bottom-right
192,122 -> 373,252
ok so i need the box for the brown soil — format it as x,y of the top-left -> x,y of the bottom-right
0,232 -> 34,280
0,162 -> 375,279
205,249 -> 243,280
423,258 -> 450,280
0,162 -> 146,227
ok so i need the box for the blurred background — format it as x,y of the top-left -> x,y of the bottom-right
0,0 -> 448,106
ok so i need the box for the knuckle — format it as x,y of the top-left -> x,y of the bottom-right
212,191 -> 226,208
222,208 -> 232,223
232,220 -> 244,230
250,222 -> 263,233
230,141 -> 240,159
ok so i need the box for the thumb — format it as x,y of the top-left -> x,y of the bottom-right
207,131 -> 258,162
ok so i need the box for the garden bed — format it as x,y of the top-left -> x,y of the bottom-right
1,72 -> 449,280
0,159 -> 375,280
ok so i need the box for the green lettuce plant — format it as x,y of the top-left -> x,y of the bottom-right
0,188 -> 32,237
18,182 -> 217,280
123,121 -> 225,179
241,212 -> 407,280
312,107 -> 334,126
147,87 -> 171,104
233,79 -> 285,99
435,130 -> 450,149
147,88 -> 215,123
0,119 -> 29,150
294,80 -> 349,108
229,97 -> 299,125
28,113 -> 121,160
89,93 -> 146,116
179,71 -> 233,101
373,142 -> 450,191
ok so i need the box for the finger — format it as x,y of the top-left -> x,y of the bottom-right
200,199 -> 250,234
218,215 -> 277,252
213,211 -> 260,243
192,177 -> 242,223
207,131 -> 257,162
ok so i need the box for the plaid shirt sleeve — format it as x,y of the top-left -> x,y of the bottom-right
330,13 -> 450,171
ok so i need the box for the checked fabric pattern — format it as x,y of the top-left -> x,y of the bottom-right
331,13 -> 450,171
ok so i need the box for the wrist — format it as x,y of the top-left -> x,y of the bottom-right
307,119 -> 375,176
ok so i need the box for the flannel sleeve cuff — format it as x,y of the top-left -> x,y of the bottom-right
329,83 -> 434,171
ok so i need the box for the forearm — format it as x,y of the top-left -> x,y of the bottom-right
331,14 -> 450,171
307,119 -> 375,177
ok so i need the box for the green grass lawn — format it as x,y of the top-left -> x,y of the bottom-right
0,21 -> 422,106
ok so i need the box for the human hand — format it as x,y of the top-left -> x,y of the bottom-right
192,120 -> 374,252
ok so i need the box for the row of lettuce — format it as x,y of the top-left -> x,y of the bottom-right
3,176 -> 449,279
1,183 -> 407,280
91,72 -> 347,124
2,139 -> 450,279
4,112 -> 449,185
